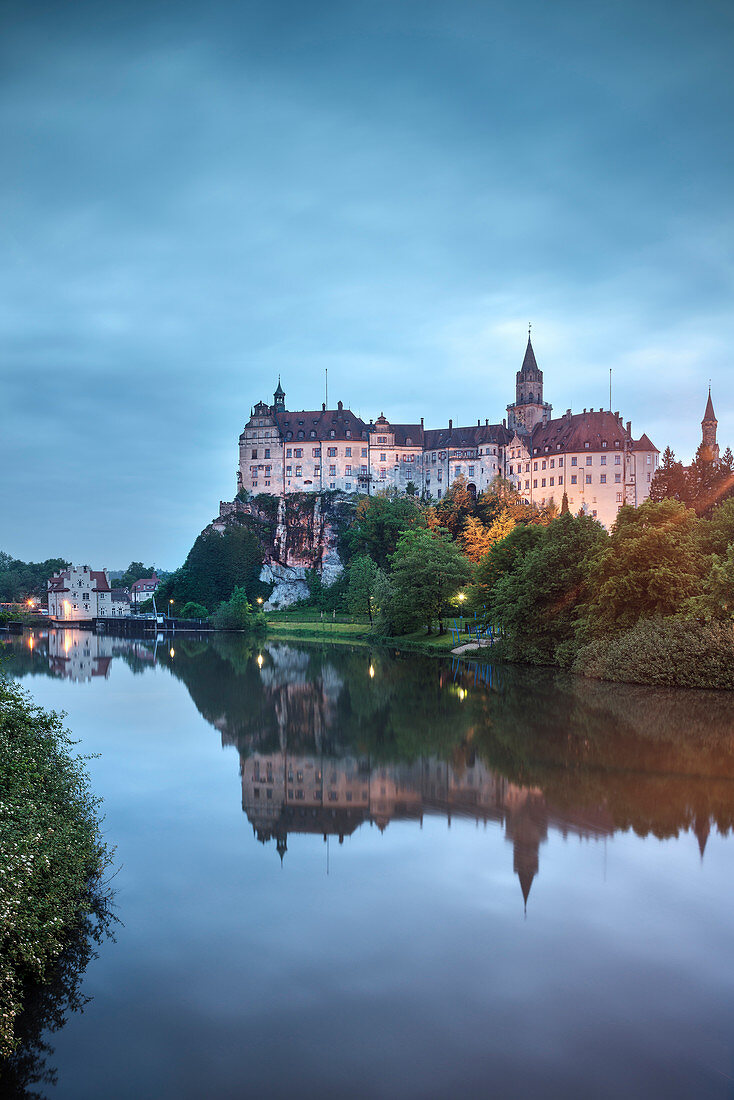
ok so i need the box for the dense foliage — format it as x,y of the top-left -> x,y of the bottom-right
157,524 -> 267,611
0,554 -> 69,604
649,444 -> 734,517
211,586 -> 266,632
0,678 -> 111,1058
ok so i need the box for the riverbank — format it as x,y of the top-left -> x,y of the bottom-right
0,677 -> 112,1057
265,611 -> 460,656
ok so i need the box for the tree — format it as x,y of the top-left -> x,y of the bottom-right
346,491 -> 426,568
386,530 -> 473,634
687,445 -> 724,516
460,517 -> 492,563
560,491 -> 569,515
212,587 -> 257,630
434,475 -> 475,537
685,545 -> 734,621
346,556 -> 379,622
181,601 -> 210,619
581,499 -> 704,636
118,562 -> 156,589
474,523 -> 544,606
648,445 -> 689,504
157,524 -> 264,610
492,513 -> 608,664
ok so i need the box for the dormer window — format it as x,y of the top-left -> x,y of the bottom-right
346,430 -> 351,438
298,420 -> 304,426
330,430 -> 335,438
614,440 -> 620,448
310,430 -> 316,438
602,441 -> 607,448
297,430 -> 304,439
286,431 -> 293,440
584,442 -> 590,449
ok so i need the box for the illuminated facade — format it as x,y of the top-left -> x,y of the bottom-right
237,337 -> 659,528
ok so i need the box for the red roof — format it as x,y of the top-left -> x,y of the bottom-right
90,570 -> 110,592
131,575 -> 159,592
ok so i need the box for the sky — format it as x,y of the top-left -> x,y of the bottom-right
2,0 -> 733,567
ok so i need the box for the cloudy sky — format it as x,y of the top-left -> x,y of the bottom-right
2,0 -> 732,567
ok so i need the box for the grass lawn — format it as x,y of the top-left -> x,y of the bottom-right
265,610 -> 466,655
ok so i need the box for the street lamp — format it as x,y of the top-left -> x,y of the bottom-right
257,653 -> 263,669
256,597 -> 263,606
169,599 -> 174,618
369,663 -> 375,679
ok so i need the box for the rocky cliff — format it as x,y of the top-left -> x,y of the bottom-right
212,493 -> 354,608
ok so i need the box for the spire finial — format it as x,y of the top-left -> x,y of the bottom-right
528,321 -> 532,339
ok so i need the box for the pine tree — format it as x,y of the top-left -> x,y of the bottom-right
560,491 -> 569,515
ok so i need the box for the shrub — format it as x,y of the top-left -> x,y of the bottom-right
573,618 -> 734,690
180,601 -> 209,620
0,678 -> 112,1056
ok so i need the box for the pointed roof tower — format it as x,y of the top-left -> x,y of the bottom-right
520,333 -> 539,376
273,376 -> 286,411
701,387 -> 719,461
703,387 -> 716,424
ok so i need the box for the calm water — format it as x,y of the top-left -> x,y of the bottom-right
3,628 -> 734,1099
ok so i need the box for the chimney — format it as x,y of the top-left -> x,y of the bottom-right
448,419 -> 453,430
337,400 -> 343,411
322,402 -> 326,411
566,408 -> 572,418
583,407 -> 586,414
420,416 -> 424,428
477,418 -> 480,427
503,418 -> 507,428
626,420 -> 631,437
614,410 -> 619,419
485,418 -> 488,426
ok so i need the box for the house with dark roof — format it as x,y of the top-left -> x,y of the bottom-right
236,335 -> 659,528
131,575 -> 159,606
48,566 -> 118,621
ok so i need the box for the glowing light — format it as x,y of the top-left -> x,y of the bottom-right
256,597 -> 263,605
257,653 -> 264,668
169,648 -> 175,658
458,592 -> 466,603
369,664 -> 375,679
28,636 -> 34,650
458,687 -> 466,701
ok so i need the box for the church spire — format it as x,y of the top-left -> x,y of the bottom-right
273,376 -> 285,411
703,386 -> 716,424
701,386 -> 719,462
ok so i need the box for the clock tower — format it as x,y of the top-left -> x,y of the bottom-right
507,331 -> 552,435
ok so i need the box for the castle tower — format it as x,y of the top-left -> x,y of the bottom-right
701,388 -> 719,463
273,377 -> 286,412
507,332 -> 552,434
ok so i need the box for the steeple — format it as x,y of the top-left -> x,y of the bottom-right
507,329 -> 551,434
273,376 -> 286,412
701,387 -> 719,462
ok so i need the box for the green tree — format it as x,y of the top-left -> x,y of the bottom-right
346,491 -> 426,568
474,523 -> 544,606
560,491 -> 569,515
117,561 -> 157,589
157,525 -> 264,609
181,601 -> 210,619
492,513 -> 608,664
212,586 -> 262,630
648,446 -> 689,505
581,499 -> 704,636
434,475 -> 475,537
346,556 -> 379,623
686,545 -> 734,621
387,530 -> 473,634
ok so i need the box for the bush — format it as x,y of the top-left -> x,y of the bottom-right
211,587 -> 266,632
180,601 -> 209,620
573,618 -> 734,690
0,677 -> 112,1056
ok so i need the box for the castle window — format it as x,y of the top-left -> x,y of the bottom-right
380,453 -> 386,462
251,449 -> 257,459
584,442 -> 590,449
571,475 -> 577,485
346,430 -> 351,438
330,430 -> 335,438
379,468 -> 386,479
286,448 -> 292,458
602,441 -> 607,448
615,473 -> 622,483
617,492 -> 623,502
600,474 -> 606,484
600,456 -> 606,466
586,456 -> 592,466
586,474 -> 592,484
312,447 -> 321,457
265,448 -> 270,459
533,462 -> 538,471
346,482 -> 352,490
533,479 -> 538,488
327,447 -> 337,457
615,455 -> 621,465
509,465 -> 513,475
296,466 -> 302,476
294,448 -> 303,458
558,476 -> 563,485
286,466 -> 292,476
362,448 -> 368,458
541,460 -> 546,470
345,464 -> 351,475
329,465 -> 336,476
310,431 -> 316,438
541,478 -> 546,487
550,459 -> 554,468
614,440 -> 620,447
345,446 -> 351,456
549,477 -> 554,486
571,457 -> 577,466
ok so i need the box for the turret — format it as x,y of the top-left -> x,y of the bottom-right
273,377 -> 286,412
701,388 -> 719,462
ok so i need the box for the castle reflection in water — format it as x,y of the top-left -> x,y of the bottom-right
7,631 -> 731,909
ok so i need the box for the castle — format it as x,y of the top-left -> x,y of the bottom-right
238,336 -> 660,528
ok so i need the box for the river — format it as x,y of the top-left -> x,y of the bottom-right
3,628 -> 734,1098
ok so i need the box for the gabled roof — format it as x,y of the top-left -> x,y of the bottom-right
703,389 -> 716,422
531,410 -> 630,454
275,407 -> 369,442
111,588 -> 131,602
90,570 -> 110,592
392,424 -> 423,447
423,423 -> 511,451
131,575 -> 158,592
631,433 -> 659,453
